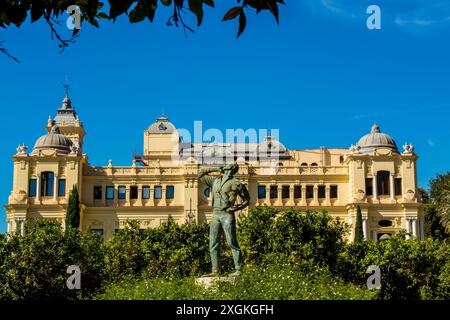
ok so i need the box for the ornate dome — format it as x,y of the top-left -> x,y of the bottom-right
257,136 -> 290,159
31,125 -> 73,155
356,124 -> 399,154
147,115 -> 176,134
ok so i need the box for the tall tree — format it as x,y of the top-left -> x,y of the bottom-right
427,172 -> 450,238
66,185 -> 81,230
438,190 -> 450,234
354,205 -> 364,243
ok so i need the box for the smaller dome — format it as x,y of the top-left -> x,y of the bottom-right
147,115 -> 176,134
356,124 -> 399,154
31,125 -> 73,155
257,136 -> 288,157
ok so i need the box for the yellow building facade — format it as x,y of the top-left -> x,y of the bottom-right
5,95 -> 423,241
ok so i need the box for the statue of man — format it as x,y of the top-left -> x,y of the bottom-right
198,163 -> 250,277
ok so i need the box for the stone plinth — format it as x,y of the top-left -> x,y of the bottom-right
196,276 -> 238,290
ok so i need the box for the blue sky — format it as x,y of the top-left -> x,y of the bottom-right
1,0 -> 450,232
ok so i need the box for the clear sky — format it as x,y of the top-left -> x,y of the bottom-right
1,0 -> 450,233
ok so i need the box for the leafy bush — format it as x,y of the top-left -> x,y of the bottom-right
106,220 -> 147,282
239,208 -> 348,270
0,219 -> 105,300
141,217 -> 211,279
337,233 -> 450,300
106,217 -> 212,281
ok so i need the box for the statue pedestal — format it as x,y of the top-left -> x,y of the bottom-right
195,276 -> 238,290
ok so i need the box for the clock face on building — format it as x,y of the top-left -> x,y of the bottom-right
159,123 -> 167,131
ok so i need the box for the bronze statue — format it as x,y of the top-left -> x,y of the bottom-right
198,163 -> 250,277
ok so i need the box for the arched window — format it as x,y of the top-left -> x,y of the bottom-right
300,163 -> 308,167
311,163 -> 318,167
377,171 -> 390,196
41,172 -> 54,197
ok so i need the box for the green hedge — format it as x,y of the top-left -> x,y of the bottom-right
1,209 -> 450,300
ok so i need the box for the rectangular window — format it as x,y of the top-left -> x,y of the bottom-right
294,185 -> 302,199
366,178 -> 373,196
93,186 -> 102,200
41,172 -> 54,197
58,179 -> 66,197
91,229 -> 104,238
154,186 -> 162,199
306,185 -> 314,199
395,178 -> 402,196
318,185 -> 326,199
377,171 -> 390,196
330,185 -> 338,199
166,186 -> 175,199
29,179 -> 37,197
258,185 -> 266,199
130,186 -> 138,200
282,186 -> 290,199
142,186 -> 150,199
106,186 -> 114,200
118,186 -> 126,200
270,186 -> 278,199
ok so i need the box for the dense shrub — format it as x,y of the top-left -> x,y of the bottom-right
106,220 -> 147,282
2,210 -> 449,301
337,233 -> 450,300
0,219 -> 105,300
106,217 -> 212,281
239,207 -> 348,269
141,217 -> 211,279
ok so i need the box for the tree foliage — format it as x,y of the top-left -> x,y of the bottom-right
0,0 -> 284,32
0,219 -> 105,300
65,185 -> 80,230
238,207 -> 348,270
353,205 -> 364,243
426,172 -> 450,238
106,217 -> 211,281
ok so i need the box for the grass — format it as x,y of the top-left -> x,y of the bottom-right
95,261 -> 376,300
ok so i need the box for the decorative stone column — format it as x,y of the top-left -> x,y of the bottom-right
265,186 -> 270,205
161,184 -> 167,206
277,184 -> 282,206
372,172 -> 378,200
313,184 -> 319,206
390,173 -> 395,201
301,184 -> 307,206
289,184 -> 295,206
137,185 -> 143,206
113,185 -> 118,207
412,217 -> 418,238
125,186 -> 130,206
36,174 -> 41,202
325,184 -> 331,206
362,216 -> 369,240
6,219 -> 10,234
53,174 -> 58,201
405,217 -> 411,240
17,218 -> 25,236
150,185 -> 155,206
